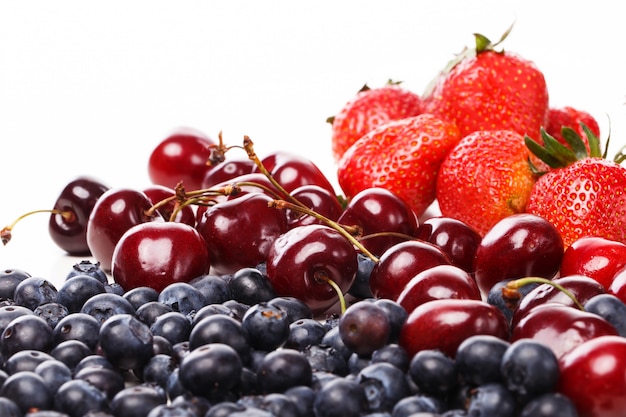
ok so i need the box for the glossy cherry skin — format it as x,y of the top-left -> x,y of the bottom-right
399,299 -> 509,358
511,302 -> 618,359
415,216 -> 481,273
87,188 -> 163,271
560,236 -> 626,291
257,150 -> 336,195
196,192 -> 288,275
49,176 -> 110,255
143,185 -> 196,226
558,335 -> 626,417
368,240 -> 451,301
608,265 -> 626,304
510,275 -> 606,329
266,224 -> 358,315
337,187 -> 419,257
148,127 -> 215,191
473,213 -> 564,297
395,264 -> 481,314
286,185 -> 344,229
201,158 -> 256,189
111,221 -> 210,293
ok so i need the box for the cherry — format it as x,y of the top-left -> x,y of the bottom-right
560,236 -> 626,291
196,192 -> 288,275
415,216 -> 482,273
608,265 -> 626,304
337,187 -> 419,257
286,185 -> 344,229
86,188 -> 163,271
148,127 -> 216,191
473,213 -> 564,297
558,335 -> 626,417
265,224 -> 358,315
368,240 -> 451,301
395,264 -> 481,314
143,184 -> 196,226
399,298 -> 509,358
111,221 -> 210,293
201,158 -> 256,189
510,302 -> 618,359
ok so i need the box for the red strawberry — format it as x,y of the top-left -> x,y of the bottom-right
328,82 -> 423,162
337,113 -> 460,217
436,129 -> 537,236
546,106 -> 601,154
525,127 -> 626,248
423,28 -> 549,139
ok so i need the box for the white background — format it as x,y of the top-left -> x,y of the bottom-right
1,1 -> 625,286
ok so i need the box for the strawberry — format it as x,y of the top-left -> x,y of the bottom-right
328,82 -> 423,162
423,28 -> 549,139
337,113 -> 461,217
546,106 -> 601,154
436,129 -> 537,236
525,126 -> 626,248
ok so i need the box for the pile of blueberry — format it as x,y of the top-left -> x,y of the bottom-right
0,260 -> 578,417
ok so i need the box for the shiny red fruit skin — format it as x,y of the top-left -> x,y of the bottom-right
608,266 -> 626,304
148,127 -> 215,191
399,298 -> 509,358
143,185 -> 196,226
511,302 -> 618,359
369,240 -> 451,301
48,176 -> 110,256
558,335 -> 626,417
473,213 -> 564,297
560,236 -> 626,291
87,188 -> 163,271
286,185 -> 343,229
195,193 -> 288,275
266,224 -> 357,315
202,158 -> 256,189
395,264 -> 481,314
112,222 -> 210,292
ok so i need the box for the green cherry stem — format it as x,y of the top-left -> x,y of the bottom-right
314,270 -> 347,314
1,209 -> 75,245
504,276 -> 585,311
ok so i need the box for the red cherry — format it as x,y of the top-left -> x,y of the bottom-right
266,224 -> 357,315
87,188 -> 163,271
368,240 -> 451,301
48,176 -> 110,255
399,298 -> 509,358
256,150 -> 336,195
201,158 -> 256,189
415,216 -> 481,273
143,185 -> 196,226
337,188 -> 419,257
560,236 -> 626,291
395,264 -> 481,314
195,192 -> 288,275
558,335 -> 626,417
111,221 -> 210,292
511,302 -> 618,359
286,185 -> 344,229
148,127 -> 216,191
608,265 -> 626,304
473,213 -> 564,297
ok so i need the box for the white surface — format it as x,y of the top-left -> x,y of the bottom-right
1,1 -> 625,287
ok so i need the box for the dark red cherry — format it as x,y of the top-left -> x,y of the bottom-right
87,188 -> 163,271
201,158 -> 256,189
48,176 -> 110,256
473,213 -> 564,297
399,298 -> 509,358
143,185 -> 196,226
111,221 -> 210,292
148,127 -> 216,191
256,150 -> 336,195
395,264 -> 481,314
286,185 -> 344,229
415,216 -> 481,273
368,240 -> 451,301
196,192 -> 288,275
266,224 -> 357,315
337,188 -> 419,257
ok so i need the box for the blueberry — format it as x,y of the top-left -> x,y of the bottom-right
169,392 -> 213,417
123,286 -> 160,310
256,349 -> 313,394
145,404 -> 197,417
73,354 -> 117,374
0,397 -> 21,417
57,275 -> 107,313
487,279 -> 539,324
466,383 -> 516,417
584,293 -> 626,336
53,312 -> 101,351
500,339 -> 560,403
320,325 -> 352,361
519,392 -> 579,417
150,311 -> 192,346
373,298 -> 408,343
189,314 -> 251,361
4,349 -> 54,374
284,385 -> 316,417
313,377 -> 369,417
229,267 -> 276,305
267,296 -> 313,323
222,299 -> 251,321
356,362 -> 412,412
0,268 -> 31,300
74,365 -> 126,401
391,394 -> 447,416
98,313 -> 153,370
66,260 -> 109,285
13,276 -> 58,311
33,302 -> 69,328
408,349 -> 457,397
136,301 -> 174,327
49,339 -> 92,371
302,344 -> 348,375
348,253 -> 376,299
80,293 -> 135,324
192,303 -> 234,325
284,318 -> 326,351
371,343 -> 410,373
179,343 -> 243,397
34,359 -> 73,394
241,302 -> 290,351
0,371 -> 54,414
455,334 -> 510,386
54,378 -> 111,417
1,315 -> 53,358
189,274 -> 232,305
109,384 -> 167,417
0,305 -> 34,336
158,282 -> 208,317
138,353 -> 177,389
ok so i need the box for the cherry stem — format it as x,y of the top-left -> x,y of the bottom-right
315,270 -> 347,315
504,276 -> 585,311
270,199 -> 380,263
1,209 -> 75,245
